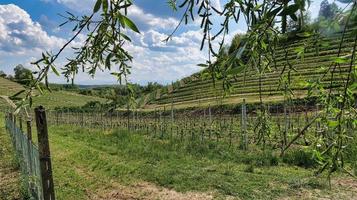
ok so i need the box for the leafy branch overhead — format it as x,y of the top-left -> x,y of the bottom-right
28,0 -> 140,107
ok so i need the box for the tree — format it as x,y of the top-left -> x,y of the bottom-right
318,0 -> 340,20
287,11 -> 311,32
14,64 -> 33,86
0,70 -> 6,78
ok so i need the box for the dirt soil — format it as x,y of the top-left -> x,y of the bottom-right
91,181 -> 215,200
279,177 -> 357,200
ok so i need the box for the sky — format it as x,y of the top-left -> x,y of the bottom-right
0,0 -> 349,85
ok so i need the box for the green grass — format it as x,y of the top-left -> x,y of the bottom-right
0,113 -> 21,199
45,123 -> 353,199
0,77 -> 107,109
32,90 -> 107,109
1,111 -> 356,199
0,77 -> 25,97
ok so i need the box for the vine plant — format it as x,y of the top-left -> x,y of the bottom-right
12,0 -> 357,181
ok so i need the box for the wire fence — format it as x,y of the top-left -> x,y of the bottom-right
5,113 -> 43,200
4,107 -> 55,200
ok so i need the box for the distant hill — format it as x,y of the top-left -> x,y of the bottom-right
0,77 -> 25,97
143,29 -> 356,109
77,84 -> 117,89
0,77 -> 108,110
49,83 -> 118,90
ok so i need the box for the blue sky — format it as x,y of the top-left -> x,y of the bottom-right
0,0 -> 347,85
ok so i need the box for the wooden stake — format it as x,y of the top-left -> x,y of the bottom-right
34,106 -> 56,200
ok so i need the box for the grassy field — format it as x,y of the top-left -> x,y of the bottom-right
33,90 -> 107,109
0,77 -> 107,110
16,120 -> 354,199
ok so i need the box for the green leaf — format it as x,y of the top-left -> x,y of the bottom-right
267,7 -> 282,18
36,84 -> 43,94
226,66 -> 244,76
120,33 -> 132,42
328,120 -> 338,128
51,65 -> 60,76
349,82 -> 357,90
102,0 -> 108,13
290,13 -> 298,21
279,4 -> 300,16
10,90 -> 26,98
93,0 -> 102,13
197,63 -> 208,68
120,15 -> 140,33
296,32 -> 312,38
105,53 -> 112,70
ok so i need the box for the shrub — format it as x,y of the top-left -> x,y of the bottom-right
283,148 -> 316,168
236,149 -> 279,167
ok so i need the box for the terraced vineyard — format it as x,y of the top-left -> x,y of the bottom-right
145,30 -> 356,109
0,77 -> 108,109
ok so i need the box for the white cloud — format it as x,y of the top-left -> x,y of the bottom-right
0,4 -> 66,54
0,3 -> 221,85
122,29 -> 208,84
128,5 -> 179,31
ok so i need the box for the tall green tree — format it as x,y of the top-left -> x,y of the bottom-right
318,0 -> 340,20
0,70 -> 6,78
14,64 -> 33,86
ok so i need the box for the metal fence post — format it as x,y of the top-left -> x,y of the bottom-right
34,106 -> 56,200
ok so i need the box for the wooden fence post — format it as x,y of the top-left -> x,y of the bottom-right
27,119 -> 32,141
26,118 -> 36,196
283,103 -> 288,149
34,106 -> 56,200
242,99 -> 248,150
19,116 -> 23,132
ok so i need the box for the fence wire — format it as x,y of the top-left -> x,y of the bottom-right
5,115 -> 43,200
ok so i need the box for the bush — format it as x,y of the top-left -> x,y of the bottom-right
283,148 -> 316,168
236,149 -> 279,167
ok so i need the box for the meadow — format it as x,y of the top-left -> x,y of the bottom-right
0,77 -> 107,110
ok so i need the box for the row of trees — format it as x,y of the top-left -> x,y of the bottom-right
78,82 -> 163,107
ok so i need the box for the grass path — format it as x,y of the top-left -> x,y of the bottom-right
0,114 -> 21,200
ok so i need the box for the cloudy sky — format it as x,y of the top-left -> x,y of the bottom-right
0,0 -> 347,85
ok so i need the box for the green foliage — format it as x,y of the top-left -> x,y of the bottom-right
283,148 -> 316,168
0,70 -> 6,78
76,82 -> 163,108
318,0 -> 340,20
13,65 -> 33,86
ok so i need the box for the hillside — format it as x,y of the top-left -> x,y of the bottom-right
0,77 -> 107,110
144,30 -> 356,109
